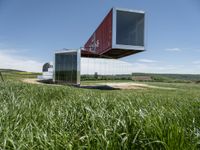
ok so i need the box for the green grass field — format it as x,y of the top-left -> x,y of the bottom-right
0,71 -> 200,149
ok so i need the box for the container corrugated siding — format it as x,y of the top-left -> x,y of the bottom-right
84,9 -> 112,55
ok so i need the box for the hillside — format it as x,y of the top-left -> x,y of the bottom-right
0,69 -> 41,80
0,69 -> 24,72
133,73 -> 200,82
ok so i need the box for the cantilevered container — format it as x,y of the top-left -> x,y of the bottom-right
82,8 -> 145,59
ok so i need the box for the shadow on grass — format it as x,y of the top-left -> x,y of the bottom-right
80,85 -> 120,90
38,79 -> 119,90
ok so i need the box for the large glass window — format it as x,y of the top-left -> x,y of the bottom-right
116,10 -> 144,46
55,52 -> 78,84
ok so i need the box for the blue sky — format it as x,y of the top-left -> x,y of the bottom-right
0,0 -> 200,73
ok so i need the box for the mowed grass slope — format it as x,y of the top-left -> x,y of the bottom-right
0,74 -> 200,149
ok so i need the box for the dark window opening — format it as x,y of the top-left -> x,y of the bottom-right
116,10 -> 144,46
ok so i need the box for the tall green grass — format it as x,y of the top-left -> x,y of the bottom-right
0,80 -> 200,149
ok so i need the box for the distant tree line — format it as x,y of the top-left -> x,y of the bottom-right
81,72 -> 200,83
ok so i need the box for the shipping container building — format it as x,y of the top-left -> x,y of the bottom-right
82,8 -> 145,59
49,8 -> 145,85
53,49 -> 81,85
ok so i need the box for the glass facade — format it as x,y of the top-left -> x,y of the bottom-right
54,51 -> 80,85
116,10 -> 144,46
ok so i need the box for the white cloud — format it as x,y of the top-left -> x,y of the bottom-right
131,62 -> 200,74
192,61 -> 200,65
0,49 -> 43,72
131,63 -> 174,73
138,59 -> 158,63
165,48 -> 182,52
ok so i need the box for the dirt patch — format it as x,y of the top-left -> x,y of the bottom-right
98,83 -> 176,90
22,79 -> 60,86
22,79 -> 175,90
22,79 -> 43,85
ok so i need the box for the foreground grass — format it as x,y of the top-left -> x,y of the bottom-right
0,80 -> 200,149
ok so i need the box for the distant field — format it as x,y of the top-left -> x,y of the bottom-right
133,73 -> 200,82
0,69 -> 41,80
0,70 -> 200,149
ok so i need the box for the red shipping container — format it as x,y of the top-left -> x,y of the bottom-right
82,8 -> 145,59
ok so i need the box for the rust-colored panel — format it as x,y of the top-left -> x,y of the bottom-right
83,8 -> 145,59
84,9 -> 112,55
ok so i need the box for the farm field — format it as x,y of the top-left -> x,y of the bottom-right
0,72 -> 200,149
